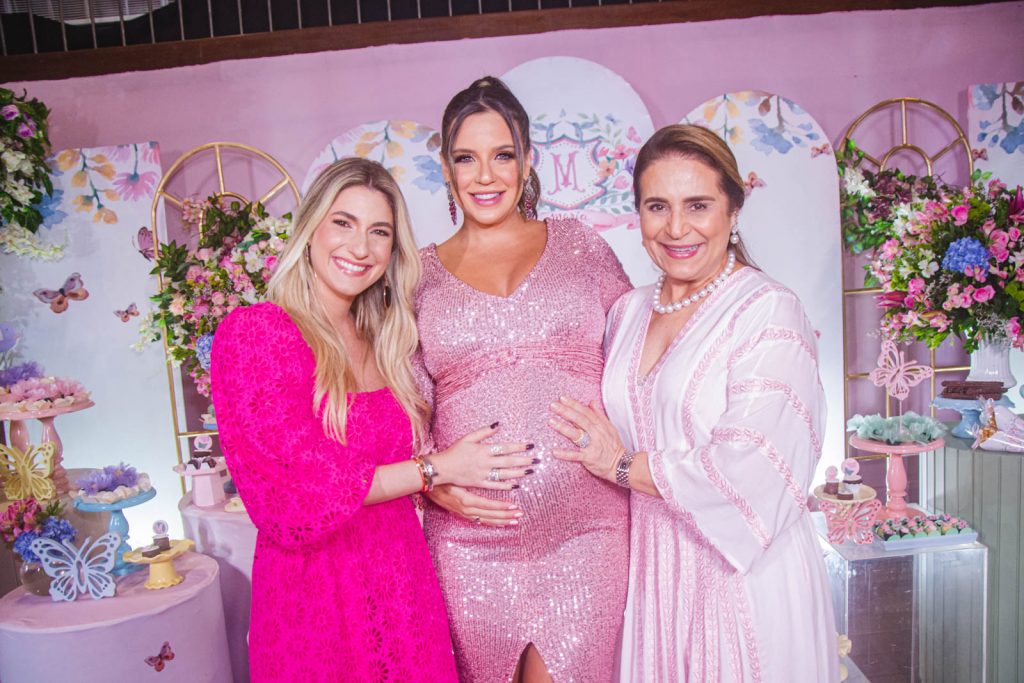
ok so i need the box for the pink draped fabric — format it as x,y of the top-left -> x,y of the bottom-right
414,217 -> 631,682
603,268 -> 839,682
211,302 -> 458,683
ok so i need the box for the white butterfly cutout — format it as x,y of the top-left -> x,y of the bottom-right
30,532 -> 121,601
868,340 -> 933,402
0,442 -> 55,501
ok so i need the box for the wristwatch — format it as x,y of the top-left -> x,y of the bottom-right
615,449 -> 636,489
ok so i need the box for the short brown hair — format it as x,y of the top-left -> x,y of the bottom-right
441,76 -> 540,219
633,124 -> 754,266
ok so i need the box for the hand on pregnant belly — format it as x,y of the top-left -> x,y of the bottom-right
433,422 -> 538,490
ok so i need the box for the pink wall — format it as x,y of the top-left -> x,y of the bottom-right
5,2 -> 1023,184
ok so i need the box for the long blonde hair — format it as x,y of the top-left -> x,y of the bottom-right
267,158 -> 426,444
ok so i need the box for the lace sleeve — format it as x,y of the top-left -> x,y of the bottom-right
210,303 -> 377,550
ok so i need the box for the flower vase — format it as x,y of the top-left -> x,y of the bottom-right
17,559 -> 52,597
966,338 -> 1016,389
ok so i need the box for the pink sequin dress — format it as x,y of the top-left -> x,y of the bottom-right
415,217 -> 632,682
211,302 -> 459,683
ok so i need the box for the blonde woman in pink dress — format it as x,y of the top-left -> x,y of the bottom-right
211,158 -> 534,682
551,125 -> 839,682
415,78 -> 631,682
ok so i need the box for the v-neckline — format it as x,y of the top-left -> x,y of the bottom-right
428,219 -> 551,300
632,267 -> 750,384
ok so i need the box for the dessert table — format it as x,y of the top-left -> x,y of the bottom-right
0,551 -> 232,682
179,492 -> 255,683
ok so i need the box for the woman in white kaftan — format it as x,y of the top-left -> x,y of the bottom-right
550,124 -> 839,682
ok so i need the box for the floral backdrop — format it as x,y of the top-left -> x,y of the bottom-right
0,141 -> 178,542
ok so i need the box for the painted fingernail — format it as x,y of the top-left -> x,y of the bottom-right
511,484 -> 521,489
509,519 -> 520,526
526,443 -> 535,450
514,511 -> 524,518
525,469 -> 535,475
507,504 -> 519,510
490,421 -> 499,429
532,457 -> 541,464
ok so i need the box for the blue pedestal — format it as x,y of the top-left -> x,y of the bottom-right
73,488 -> 157,576
932,395 -> 1013,439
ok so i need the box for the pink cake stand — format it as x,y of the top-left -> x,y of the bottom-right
0,400 -> 94,497
848,436 -> 944,521
173,459 -> 229,508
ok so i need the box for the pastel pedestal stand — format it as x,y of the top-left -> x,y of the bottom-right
73,488 -> 157,576
173,459 -> 228,508
812,484 -> 880,545
123,539 -> 195,589
848,436 -> 944,521
0,400 -> 94,496
932,395 -> 1012,439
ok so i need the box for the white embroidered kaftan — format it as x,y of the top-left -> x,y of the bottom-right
603,268 -> 839,682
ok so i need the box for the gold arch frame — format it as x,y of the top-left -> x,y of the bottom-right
839,97 -> 972,457
149,142 -> 300,480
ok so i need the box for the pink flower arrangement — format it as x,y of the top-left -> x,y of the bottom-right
141,196 -> 291,397
0,498 -> 43,542
0,375 -> 89,412
852,169 -> 1024,353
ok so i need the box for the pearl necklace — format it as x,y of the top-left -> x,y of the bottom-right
652,250 -> 737,314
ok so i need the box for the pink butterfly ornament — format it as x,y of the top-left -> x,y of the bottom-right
869,340 -> 933,402
820,499 -> 882,545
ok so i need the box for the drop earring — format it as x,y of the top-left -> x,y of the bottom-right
383,275 -> 392,309
446,183 -> 457,226
730,223 -> 740,245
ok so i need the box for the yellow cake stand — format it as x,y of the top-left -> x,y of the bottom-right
122,539 -> 195,589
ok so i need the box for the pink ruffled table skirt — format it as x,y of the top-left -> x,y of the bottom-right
179,492 -> 256,683
0,552 -> 232,682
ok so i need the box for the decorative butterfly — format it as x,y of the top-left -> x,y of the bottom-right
33,273 -> 89,314
742,171 -> 765,196
811,144 -> 833,158
132,226 -> 155,261
145,641 -> 176,672
114,302 -> 139,322
30,532 -> 120,601
0,442 -> 55,501
820,499 -> 882,545
868,340 -> 933,401
971,148 -> 988,161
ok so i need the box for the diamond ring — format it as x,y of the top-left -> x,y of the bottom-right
488,468 -> 501,482
573,429 -> 592,449
489,444 -> 502,455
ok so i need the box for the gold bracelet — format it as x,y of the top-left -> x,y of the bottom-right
413,455 -> 436,492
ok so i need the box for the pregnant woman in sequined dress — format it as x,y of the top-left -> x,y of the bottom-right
414,78 -> 632,682
550,125 -> 839,681
210,159 -> 533,682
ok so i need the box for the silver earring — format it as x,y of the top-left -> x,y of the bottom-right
730,225 -> 740,245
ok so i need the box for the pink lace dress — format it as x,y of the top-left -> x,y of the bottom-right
211,302 -> 458,683
415,217 -> 632,682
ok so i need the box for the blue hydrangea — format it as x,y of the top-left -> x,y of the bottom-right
195,333 -> 214,370
942,237 -> 990,274
42,517 -> 76,544
14,531 -> 41,563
